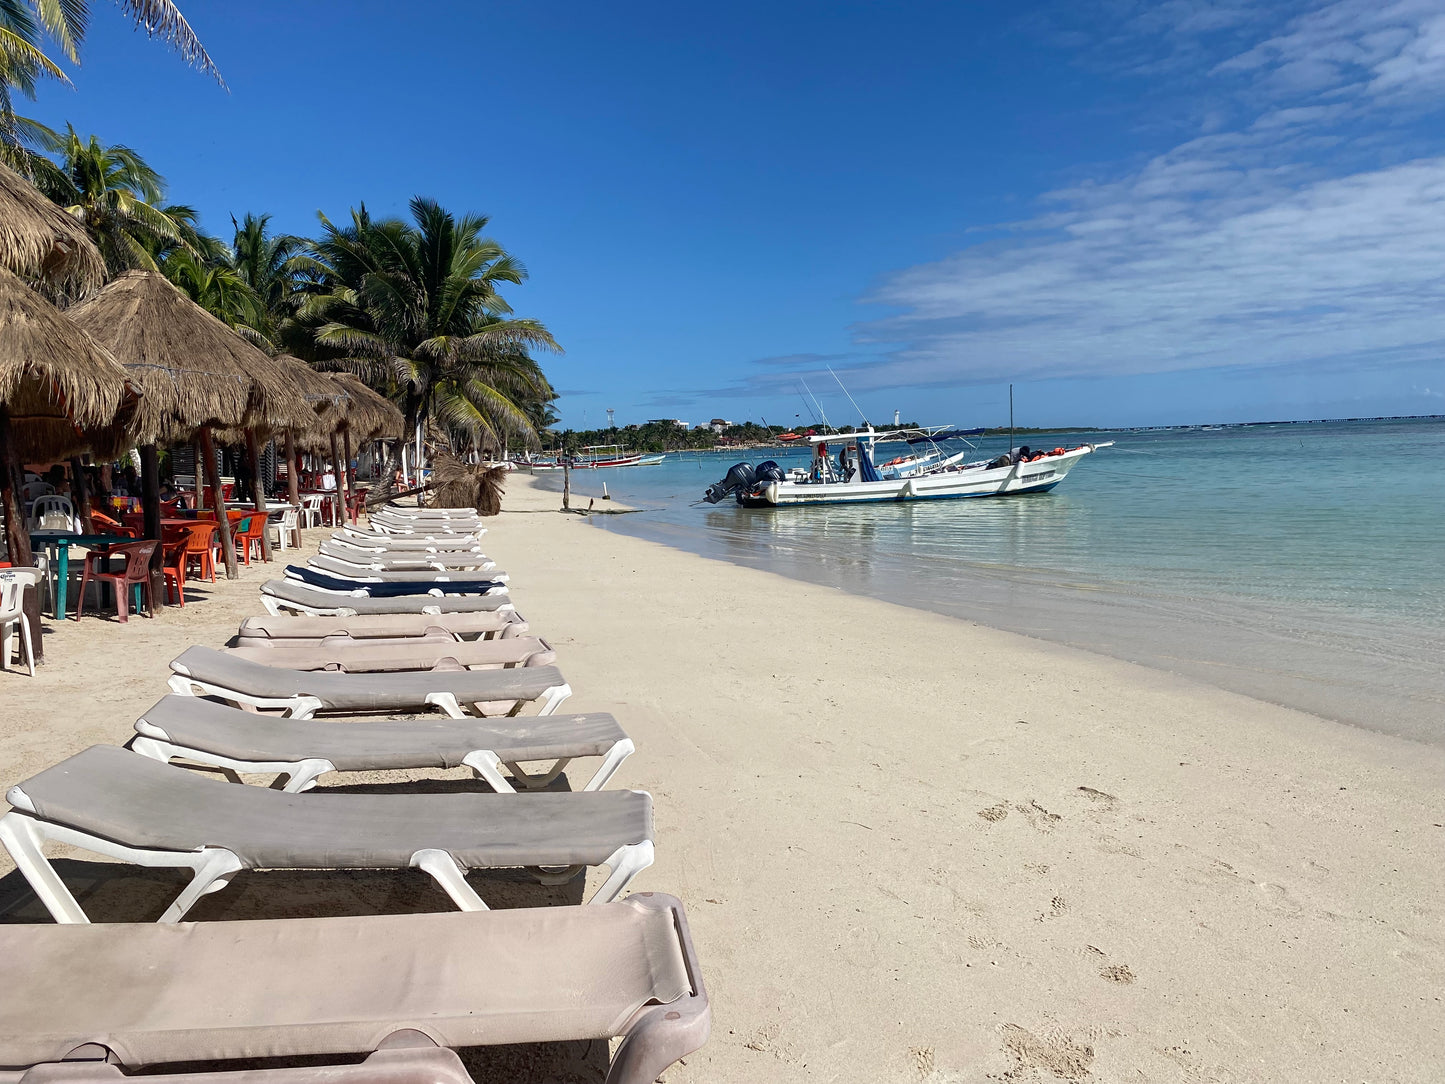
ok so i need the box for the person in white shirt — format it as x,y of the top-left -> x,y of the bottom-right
319,467 -> 337,492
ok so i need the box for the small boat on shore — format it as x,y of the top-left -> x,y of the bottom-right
574,445 -> 644,468
703,427 -> 1111,506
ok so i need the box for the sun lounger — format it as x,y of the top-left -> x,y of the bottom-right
223,634 -> 556,672
316,543 -> 494,570
0,745 -> 653,922
0,892 -> 709,1084
132,694 -> 634,793
237,611 -> 529,643
331,528 -> 485,550
169,646 -> 571,717
285,567 -> 508,598
260,579 -> 513,616
302,558 -> 509,584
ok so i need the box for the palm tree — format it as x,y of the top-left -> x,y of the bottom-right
36,125 -> 193,272
293,198 -> 560,484
2,0 -> 218,169
161,246 -> 262,330
228,212 -> 302,346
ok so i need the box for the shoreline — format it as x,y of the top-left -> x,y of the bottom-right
534,468 -> 1444,746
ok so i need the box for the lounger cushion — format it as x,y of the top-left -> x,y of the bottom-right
262,581 -> 509,614
137,696 -> 626,769
12,745 -> 649,868
316,546 -> 491,570
222,636 -> 554,672
286,567 -> 503,598
171,647 -> 564,712
0,895 -> 693,1067
237,613 -> 527,641
305,559 -> 502,583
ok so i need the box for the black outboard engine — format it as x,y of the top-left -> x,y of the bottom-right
703,462 -> 756,504
753,460 -> 785,484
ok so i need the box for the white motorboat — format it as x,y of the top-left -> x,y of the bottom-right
703,427 -> 1112,507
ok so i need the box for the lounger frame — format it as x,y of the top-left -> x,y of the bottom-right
0,788 -> 652,924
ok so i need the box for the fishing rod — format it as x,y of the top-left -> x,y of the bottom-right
828,366 -> 870,429
800,378 -> 831,430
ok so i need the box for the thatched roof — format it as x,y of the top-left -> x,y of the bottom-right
0,267 -> 134,461
0,162 -> 107,297
66,271 -> 313,445
291,373 -> 405,454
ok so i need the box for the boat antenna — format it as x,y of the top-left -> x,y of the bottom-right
1008,383 -> 1014,454
829,366 -> 869,428
801,378 -> 831,430
796,384 -> 819,425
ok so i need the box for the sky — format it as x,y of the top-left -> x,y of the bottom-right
25,0 -> 1445,429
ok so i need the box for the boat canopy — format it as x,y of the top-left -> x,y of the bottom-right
805,425 -> 979,446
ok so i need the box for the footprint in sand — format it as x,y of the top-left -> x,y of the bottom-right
1014,800 -> 1061,832
998,1024 -> 1095,1083
977,802 -> 1009,824
1036,895 -> 1068,922
1076,785 -> 1121,812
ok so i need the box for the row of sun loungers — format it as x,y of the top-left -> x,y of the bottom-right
0,501 -> 709,1084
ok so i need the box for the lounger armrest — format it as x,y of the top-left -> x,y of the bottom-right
606,893 -> 712,1084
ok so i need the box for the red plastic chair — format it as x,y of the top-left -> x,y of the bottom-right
236,514 -> 268,564
161,536 -> 188,606
179,521 -> 217,583
75,540 -> 157,622
90,511 -> 138,538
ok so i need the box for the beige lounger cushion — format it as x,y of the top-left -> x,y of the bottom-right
136,696 -> 625,770
0,895 -> 693,1066
222,636 -> 554,672
261,580 -> 510,615
12,745 -> 649,868
237,613 -> 527,642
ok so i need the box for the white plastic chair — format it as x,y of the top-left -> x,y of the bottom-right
21,480 -> 53,503
0,568 -> 41,677
270,506 -> 301,551
28,494 -> 76,532
300,494 -> 326,528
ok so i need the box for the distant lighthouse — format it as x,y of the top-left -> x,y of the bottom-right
894,409 -> 900,427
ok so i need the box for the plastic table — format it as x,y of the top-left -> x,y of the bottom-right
28,532 -> 125,619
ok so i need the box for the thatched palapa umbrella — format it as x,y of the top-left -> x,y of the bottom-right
0,267 -> 133,656
310,373 -> 404,520
68,272 -> 312,579
0,163 -> 107,300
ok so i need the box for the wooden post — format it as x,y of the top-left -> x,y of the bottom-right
0,406 -> 41,661
69,456 -> 93,532
200,427 -> 238,579
343,429 -> 356,523
244,428 -> 273,563
283,429 -> 301,541
328,431 -> 347,526
562,460 -> 571,510
138,444 -> 165,602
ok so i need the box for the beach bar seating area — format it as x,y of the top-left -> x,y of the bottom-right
0,502 -> 712,1084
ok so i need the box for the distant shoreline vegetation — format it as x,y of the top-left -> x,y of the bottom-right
548,413 -> 1444,454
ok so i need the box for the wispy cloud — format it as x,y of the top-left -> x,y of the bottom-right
851,0 -> 1445,391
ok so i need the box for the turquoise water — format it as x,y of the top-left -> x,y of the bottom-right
541,419 -> 1445,740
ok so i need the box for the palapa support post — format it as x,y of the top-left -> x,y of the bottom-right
0,405 -> 41,661
139,444 -> 165,602
328,431 -> 346,527
69,457 -> 93,533
283,429 -> 301,538
200,427 -> 238,579
244,428 -> 273,563
343,429 -> 355,523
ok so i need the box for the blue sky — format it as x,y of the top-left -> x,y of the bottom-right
27,0 -> 1445,428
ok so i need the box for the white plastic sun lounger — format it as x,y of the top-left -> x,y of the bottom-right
284,567 -> 509,597
131,695 -> 634,793
316,544 -> 495,571
0,893 -> 708,1084
169,646 -> 572,718
0,745 -> 654,922
261,579 -> 514,617
222,634 -> 555,672
297,560 -> 510,585
237,611 -> 530,644
330,529 -> 485,550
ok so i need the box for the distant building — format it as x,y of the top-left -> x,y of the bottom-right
709,418 -> 732,434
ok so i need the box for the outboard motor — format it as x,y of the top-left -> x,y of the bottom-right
753,460 -> 785,484
703,462 -> 757,504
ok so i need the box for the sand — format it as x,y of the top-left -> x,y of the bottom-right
3,477 -> 1443,1083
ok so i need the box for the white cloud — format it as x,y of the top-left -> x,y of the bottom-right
848,0 -> 1445,392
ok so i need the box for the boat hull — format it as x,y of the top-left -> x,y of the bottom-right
739,446 -> 1096,507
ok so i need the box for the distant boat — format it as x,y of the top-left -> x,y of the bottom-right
703,426 -> 1112,507
573,444 -> 644,468
637,454 -> 667,465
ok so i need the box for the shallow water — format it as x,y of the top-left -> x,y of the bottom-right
540,418 -> 1445,742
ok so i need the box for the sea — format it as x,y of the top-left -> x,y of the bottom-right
535,418 -> 1445,743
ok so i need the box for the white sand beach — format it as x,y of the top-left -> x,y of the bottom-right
3,475 -> 1443,1082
